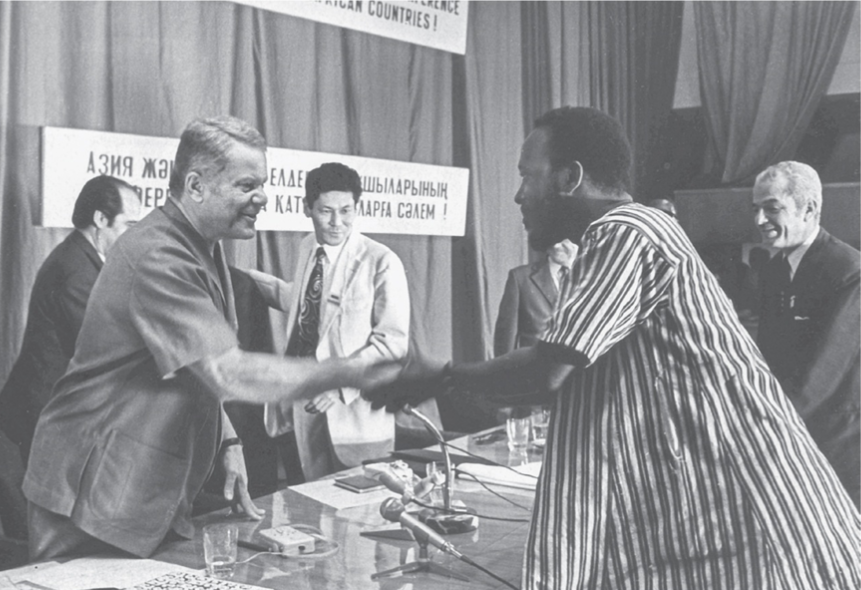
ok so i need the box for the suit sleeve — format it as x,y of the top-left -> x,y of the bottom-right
341,249 -> 410,405
56,264 -> 98,358
790,272 -> 861,419
494,270 -> 520,357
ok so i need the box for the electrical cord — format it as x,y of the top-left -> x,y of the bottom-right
410,497 -> 531,522
442,439 -> 540,480
459,553 -> 521,590
452,471 -> 534,512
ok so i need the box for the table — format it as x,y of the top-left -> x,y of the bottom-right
150,431 -> 539,589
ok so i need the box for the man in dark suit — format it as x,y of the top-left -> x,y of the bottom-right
0,175 -> 141,466
494,240 -> 578,356
753,160 -> 860,506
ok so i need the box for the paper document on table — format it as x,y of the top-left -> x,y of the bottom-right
130,571 -> 261,590
13,556 -> 195,590
456,461 -> 542,490
291,478 -> 398,510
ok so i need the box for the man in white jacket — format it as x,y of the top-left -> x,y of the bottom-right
265,162 -> 409,481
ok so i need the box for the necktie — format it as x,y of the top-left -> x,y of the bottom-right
555,266 -> 570,311
287,247 -> 325,357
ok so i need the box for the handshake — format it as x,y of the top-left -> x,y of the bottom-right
362,353 -> 453,413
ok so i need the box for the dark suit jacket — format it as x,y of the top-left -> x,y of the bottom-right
757,228 -> 860,505
494,260 -> 557,356
0,231 -> 101,458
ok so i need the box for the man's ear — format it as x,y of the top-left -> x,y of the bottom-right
558,161 -> 584,197
184,171 -> 205,204
303,198 -> 312,218
803,199 -> 818,221
92,209 -> 110,229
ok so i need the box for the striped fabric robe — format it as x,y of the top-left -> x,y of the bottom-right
525,203 -> 859,590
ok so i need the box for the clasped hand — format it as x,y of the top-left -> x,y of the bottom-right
362,352 -> 451,412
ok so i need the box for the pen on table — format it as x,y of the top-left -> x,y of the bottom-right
238,539 -> 274,553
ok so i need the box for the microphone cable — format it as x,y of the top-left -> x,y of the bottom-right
441,439 -> 541,480
458,553 -> 521,590
411,495 -> 531,523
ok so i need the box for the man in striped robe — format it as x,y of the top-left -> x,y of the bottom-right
370,106 -> 860,589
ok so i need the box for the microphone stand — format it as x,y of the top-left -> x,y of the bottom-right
403,404 -> 478,535
370,534 -> 470,582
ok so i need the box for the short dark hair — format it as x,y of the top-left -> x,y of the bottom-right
305,162 -> 363,207
71,175 -> 138,229
169,116 -> 267,198
533,106 -> 632,194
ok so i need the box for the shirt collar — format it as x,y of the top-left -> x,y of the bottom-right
316,239 -> 347,264
785,226 -> 819,278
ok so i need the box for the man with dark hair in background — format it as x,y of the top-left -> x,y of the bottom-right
0,175 -> 141,466
753,160 -> 860,506
23,118 -> 399,561
0,175 -> 140,542
370,106 -> 859,589
264,162 -> 409,481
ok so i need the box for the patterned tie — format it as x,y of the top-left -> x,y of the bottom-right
287,247 -> 325,357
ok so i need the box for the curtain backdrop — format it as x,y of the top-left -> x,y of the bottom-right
0,1 -> 688,437
521,1 -> 683,200
695,1 -> 856,184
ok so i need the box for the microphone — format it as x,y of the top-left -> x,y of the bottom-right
379,498 -> 463,559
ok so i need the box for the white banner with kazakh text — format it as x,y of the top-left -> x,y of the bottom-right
40,126 -> 469,236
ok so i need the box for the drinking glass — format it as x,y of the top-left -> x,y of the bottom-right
203,523 -> 238,579
506,416 -> 531,451
425,460 -> 448,505
530,406 -> 551,448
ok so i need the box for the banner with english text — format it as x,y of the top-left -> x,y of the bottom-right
40,126 -> 469,237
236,0 -> 468,55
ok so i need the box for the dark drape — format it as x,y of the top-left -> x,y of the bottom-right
695,1 -> 856,184
519,2 -> 683,200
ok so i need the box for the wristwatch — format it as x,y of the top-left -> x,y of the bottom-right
219,437 -> 243,456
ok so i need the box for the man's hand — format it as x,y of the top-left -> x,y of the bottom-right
222,445 -> 265,520
363,353 -> 450,413
305,390 -> 341,414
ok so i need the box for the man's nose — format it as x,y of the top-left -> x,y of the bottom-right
753,209 -> 766,225
514,186 -> 524,205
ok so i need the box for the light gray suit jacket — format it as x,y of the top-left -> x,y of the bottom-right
264,231 -> 409,476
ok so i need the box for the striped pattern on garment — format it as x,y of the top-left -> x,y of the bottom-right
524,203 -> 860,590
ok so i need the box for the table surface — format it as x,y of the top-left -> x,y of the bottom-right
149,431 -> 540,590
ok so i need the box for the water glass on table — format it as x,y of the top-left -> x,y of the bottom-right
506,416 -> 531,451
530,406 -> 551,448
425,460 -> 448,505
203,523 -> 238,579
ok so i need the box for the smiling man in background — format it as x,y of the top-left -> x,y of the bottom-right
753,160 -> 860,506
265,162 -> 409,482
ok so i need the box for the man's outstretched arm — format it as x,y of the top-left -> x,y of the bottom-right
182,347 -> 403,405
